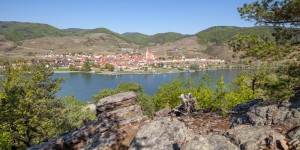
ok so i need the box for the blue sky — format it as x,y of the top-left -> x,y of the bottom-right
0,0 -> 256,35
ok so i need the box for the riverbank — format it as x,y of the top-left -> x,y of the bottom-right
53,67 -> 245,75
53,69 -> 242,101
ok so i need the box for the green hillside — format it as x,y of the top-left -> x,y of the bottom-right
86,28 -> 132,43
123,32 -> 187,45
196,26 -> 274,44
0,22 -> 133,43
0,21 -> 276,47
122,32 -> 150,45
147,32 -> 187,44
62,28 -> 89,36
0,21 -> 64,42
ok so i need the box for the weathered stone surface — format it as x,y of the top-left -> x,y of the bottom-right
288,126 -> 300,140
226,126 -> 287,150
29,92 -> 149,150
154,108 -> 172,118
96,91 -> 137,115
129,117 -> 189,150
30,93 -> 300,150
129,117 -> 238,150
231,99 -> 300,131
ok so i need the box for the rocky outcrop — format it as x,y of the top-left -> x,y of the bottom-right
129,115 -> 289,150
129,95 -> 300,150
129,117 -> 238,150
30,92 -> 300,150
29,91 -> 149,150
231,99 -> 300,132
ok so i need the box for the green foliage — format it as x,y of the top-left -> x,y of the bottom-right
123,32 -> 187,45
0,64 -> 99,149
196,26 -> 274,44
82,58 -> 91,72
0,21 -> 64,42
117,82 -> 144,93
86,28 -> 133,43
58,96 -> 96,132
0,64 -> 64,149
228,34 -> 293,61
189,63 -> 199,71
104,63 -> 115,72
92,89 -> 119,103
146,32 -> 187,45
238,0 -> 300,27
105,64 -> 115,72
122,32 -> 150,45
153,79 -> 186,110
69,64 -> 81,71
136,93 -> 156,117
93,82 -> 144,104
191,74 -> 214,109
227,0 -> 300,103
153,73 -> 257,114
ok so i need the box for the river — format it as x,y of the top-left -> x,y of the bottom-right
53,69 -> 242,101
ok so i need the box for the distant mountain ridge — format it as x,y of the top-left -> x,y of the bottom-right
0,21 -> 279,61
196,26 -> 274,44
0,21 -> 188,45
0,21 -> 275,46
122,32 -> 188,45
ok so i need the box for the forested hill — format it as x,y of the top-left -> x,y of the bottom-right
196,26 -> 274,44
122,32 -> 188,45
0,21 -> 64,42
0,21 -> 275,46
0,21 -> 188,45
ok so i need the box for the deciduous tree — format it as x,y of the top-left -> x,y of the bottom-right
0,64 -> 64,149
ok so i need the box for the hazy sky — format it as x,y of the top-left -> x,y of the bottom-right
0,0 -> 256,35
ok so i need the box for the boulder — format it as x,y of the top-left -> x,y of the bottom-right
231,100 -> 300,130
29,91 -> 149,150
129,117 -> 238,150
226,126 -> 287,150
96,91 -> 137,116
288,126 -> 300,140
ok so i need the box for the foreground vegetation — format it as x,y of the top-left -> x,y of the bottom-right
0,64 -> 95,149
1,0 -> 299,149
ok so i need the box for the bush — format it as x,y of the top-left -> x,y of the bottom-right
59,96 -> 96,132
153,73 -> 258,115
92,89 -> 119,104
153,79 -> 186,110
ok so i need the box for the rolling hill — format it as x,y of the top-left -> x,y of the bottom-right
122,32 -> 188,45
0,21 -> 188,45
0,21 -> 64,42
196,26 -> 274,44
0,21 -> 278,60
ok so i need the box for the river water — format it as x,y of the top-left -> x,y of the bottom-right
53,69 -> 242,101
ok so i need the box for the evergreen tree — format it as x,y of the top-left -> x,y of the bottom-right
228,0 -> 300,102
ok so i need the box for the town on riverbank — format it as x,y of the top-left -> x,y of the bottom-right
0,49 -> 250,75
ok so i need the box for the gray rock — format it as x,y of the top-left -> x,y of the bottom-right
129,117 -> 189,150
96,91 -> 137,115
29,91 -> 149,150
231,100 -> 300,129
226,126 -> 286,150
154,108 -> 172,118
293,109 -> 300,118
240,140 -> 257,150
231,99 -> 262,112
288,126 -> 300,139
129,117 -> 238,150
